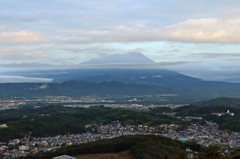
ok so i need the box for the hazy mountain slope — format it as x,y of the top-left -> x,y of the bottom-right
0,80 -> 165,97
1,68 -> 190,83
3,69 -> 240,99
81,74 -> 115,82
80,52 -> 155,64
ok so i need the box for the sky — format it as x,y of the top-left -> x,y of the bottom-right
1,0 -> 240,82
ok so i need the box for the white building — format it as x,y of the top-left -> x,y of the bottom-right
53,155 -> 76,159
19,145 -> 29,151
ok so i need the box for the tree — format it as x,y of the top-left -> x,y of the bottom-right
198,145 -> 220,159
177,151 -> 188,159
164,154 -> 170,159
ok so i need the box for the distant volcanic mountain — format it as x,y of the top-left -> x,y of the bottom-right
80,52 -> 155,65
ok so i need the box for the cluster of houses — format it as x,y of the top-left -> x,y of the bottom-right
0,121 -> 181,158
162,120 -> 240,148
212,110 -> 235,116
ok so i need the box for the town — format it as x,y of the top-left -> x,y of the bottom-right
0,117 -> 239,158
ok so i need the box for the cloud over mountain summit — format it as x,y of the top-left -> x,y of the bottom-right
80,52 -> 155,65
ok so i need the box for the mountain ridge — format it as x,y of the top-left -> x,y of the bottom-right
0,80 -> 164,97
2,69 -> 240,100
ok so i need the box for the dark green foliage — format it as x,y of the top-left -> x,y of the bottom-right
0,106 -> 86,141
184,141 -> 202,152
150,107 -> 173,113
163,154 -> 171,159
17,135 -> 186,159
176,151 -> 188,159
204,114 -> 240,132
197,145 -> 220,159
0,106 -> 189,142
130,137 -> 182,159
221,148 -> 240,159
0,105 -> 83,122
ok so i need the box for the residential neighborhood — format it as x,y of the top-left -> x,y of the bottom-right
0,118 -> 240,158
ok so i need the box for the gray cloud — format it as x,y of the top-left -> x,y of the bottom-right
56,14 -> 240,44
164,62 -> 240,83
2,1 -> 240,45
0,63 -> 77,72
190,53 -> 240,58
0,10 -> 97,23
0,61 -> 189,72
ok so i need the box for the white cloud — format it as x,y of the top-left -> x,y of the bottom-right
161,18 -> 240,44
169,48 -> 181,53
31,51 -> 46,56
0,48 -> 47,61
132,48 -> 143,53
0,76 -> 52,83
0,48 -> 27,55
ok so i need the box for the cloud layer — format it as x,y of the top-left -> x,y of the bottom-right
57,13 -> 240,44
0,76 -> 52,83
1,0 -> 240,83
0,31 -> 45,45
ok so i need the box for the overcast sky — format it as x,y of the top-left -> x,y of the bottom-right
1,0 -> 240,82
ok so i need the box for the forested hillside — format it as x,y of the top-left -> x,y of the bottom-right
174,105 -> 240,116
193,97 -> 240,107
0,106 -> 189,142
172,105 -> 240,132
0,106 -> 83,123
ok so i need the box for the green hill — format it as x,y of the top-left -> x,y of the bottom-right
17,135 -> 200,159
0,106 -> 189,142
0,105 -> 83,122
193,97 -> 240,107
174,105 -> 240,132
175,105 -> 240,116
